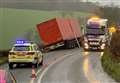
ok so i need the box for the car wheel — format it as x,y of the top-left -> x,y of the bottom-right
9,63 -> 14,69
39,59 -> 43,66
34,63 -> 38,68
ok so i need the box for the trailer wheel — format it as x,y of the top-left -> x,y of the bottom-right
72,40 -> 75,48
69,40 -> 73,49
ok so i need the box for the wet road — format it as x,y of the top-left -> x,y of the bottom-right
0,48 -> 116,83
37,49 -> 116,83
0,48 -> 78,83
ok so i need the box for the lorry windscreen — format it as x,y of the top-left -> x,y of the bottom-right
86,28 -> 105,35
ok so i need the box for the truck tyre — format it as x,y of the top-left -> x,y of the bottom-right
9,63 -> 14,69
65,40 -> 73,49
69,40 -> 73,49
73,41 -> 76,48
71,41 -> 73,48
69,41 -> 71,49
73,40 -> 76,48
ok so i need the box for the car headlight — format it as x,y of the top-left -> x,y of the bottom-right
84,43 -> 88,46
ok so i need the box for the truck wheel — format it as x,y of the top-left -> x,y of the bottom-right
65,40 -> 72,49
72,41 -> 75,48
71,41 -> 74,48
74,43 -> 76,48
69,40 -> 72,49
9,63 -> 14,69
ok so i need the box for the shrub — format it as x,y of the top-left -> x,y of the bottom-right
102,49 -> 120,82
110,32 -> 120,59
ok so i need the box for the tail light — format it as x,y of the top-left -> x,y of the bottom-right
27,52 -> 35,55
9,52 -> 15,55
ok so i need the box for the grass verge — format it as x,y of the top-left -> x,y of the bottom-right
101,49 -> 120,82
0,56 -> 8,65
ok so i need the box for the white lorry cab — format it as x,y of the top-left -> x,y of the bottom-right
83,16 -> 109,51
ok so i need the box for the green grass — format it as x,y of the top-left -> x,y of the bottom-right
101,49 -> 120,82
0,8 -> 93,50
0,56 -> 8,65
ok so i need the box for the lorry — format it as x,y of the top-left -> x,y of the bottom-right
83,16 -> 109,51
36,18 -> 82,50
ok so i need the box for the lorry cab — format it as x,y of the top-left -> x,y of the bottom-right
83,17 -> 108,51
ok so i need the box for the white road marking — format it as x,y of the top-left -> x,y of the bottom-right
30,49 -> 80,83
37,53 -> 73,83
36,68 -> 42,75
30,79 -> 34,83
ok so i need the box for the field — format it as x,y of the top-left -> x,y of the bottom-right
0,8 -> 93,50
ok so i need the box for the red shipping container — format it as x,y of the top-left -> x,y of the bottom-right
67,18 -> 82,38
37,18 -> 81,46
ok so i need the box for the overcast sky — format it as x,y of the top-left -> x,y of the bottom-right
82,0 -> 120,6
1,0 -> 120,7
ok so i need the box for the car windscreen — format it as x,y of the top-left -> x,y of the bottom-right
13,46 -> 30,51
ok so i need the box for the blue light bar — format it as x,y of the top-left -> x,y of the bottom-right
15,39 -> 29,44
16,40 -> 24,44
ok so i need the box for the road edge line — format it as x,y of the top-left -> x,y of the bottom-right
38,53 -> 73,83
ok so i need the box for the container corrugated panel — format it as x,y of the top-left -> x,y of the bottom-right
37,18 -> 62,46
56,18 -> 74,40
68,19 -> 82,38
37,18 -> 82,46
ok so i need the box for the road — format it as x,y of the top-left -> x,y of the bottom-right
0,48 -> 79,83
37,49 -> 116,83
0,48 -> 116,83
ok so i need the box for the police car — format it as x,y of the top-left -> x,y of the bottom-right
8,40 -> 43,69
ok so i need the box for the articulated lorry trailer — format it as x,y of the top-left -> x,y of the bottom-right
36,18 -> 82,50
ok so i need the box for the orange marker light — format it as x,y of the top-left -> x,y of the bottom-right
90,16 -> 100,20
109,26 -> 116,33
